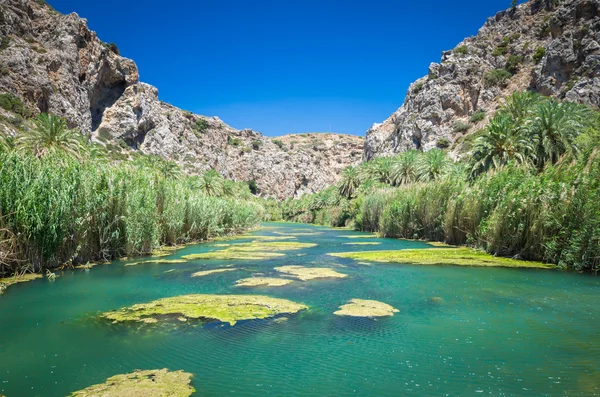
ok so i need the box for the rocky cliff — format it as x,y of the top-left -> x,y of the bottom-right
365,0 -> 600,159
0,0 -> 363,198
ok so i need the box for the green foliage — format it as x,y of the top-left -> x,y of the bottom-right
453,121 -> 472,133
0,151 -> 264,272
484,69 -> 512,87
192,118 -> 209,134
278,91 -> 600,272
469,109 -> 487,123
272,139 -> 285,149
251,140 -> 263,150
0,36 -> 10,51
412,82 -> 424,94
454,45 -> 469,56
248,180 -> 259,195
227,136 -> 242,146
0,93 -> 33,118
533,46 -> 547,64
17,113 -> 86,159
505,55 -> 523,75
108,42 -> 120,55
491,38 -> 510,56
436,137 -> 451,149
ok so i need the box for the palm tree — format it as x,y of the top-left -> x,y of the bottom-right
221,179 -> 237,197
526,101 -> 591,170
501,91 -> 543,122
470,113 -> 533,176
199,169 -> 224,197
417,148 -> 451,182
17,113 -> 86,159
369,157 -> 395,185
391,150 -> 419,186
158,160 -> 182,180
338,166 -> 361,199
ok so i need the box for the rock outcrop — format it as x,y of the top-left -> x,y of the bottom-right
365,0 -> 600,159
0,0 -> 363,198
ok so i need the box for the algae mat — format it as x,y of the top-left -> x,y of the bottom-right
0,222 -> 598,397
101,294 -> 308,326
330,248 -> 555,269
68,369 -> 194,397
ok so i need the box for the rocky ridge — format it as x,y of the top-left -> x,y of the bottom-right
365,0 -> 600,159
0,0 -> 363,198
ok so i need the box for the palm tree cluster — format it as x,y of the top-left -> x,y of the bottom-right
338,149 -> 456,199
469,92 -> 591,177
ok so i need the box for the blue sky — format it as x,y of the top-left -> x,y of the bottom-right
50,0 -> 519,136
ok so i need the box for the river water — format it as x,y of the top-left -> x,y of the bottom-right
0,222 -> 598,396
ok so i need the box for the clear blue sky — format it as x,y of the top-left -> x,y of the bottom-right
50,0 -> 519,136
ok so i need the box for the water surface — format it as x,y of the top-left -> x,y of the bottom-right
0,222 -> 599,396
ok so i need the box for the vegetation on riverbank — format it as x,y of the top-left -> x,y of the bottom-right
279,93 -> 600,272
0,113 -> 265,278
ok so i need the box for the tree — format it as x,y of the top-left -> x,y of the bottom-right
469,113 -> 533,177
17,113 -> 86,159
198,169 -> 224,197
391,150 -> 419,186
416,149 -> 451,182
338,166 -> 361,199
526,101 -> 591,170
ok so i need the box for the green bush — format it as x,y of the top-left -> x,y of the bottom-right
272,139 -> 285,149
436,137 -> 451,149
0,36 -> 10,51
484,69 -> 512,87
454,45 -> 469,56
192,118 -> 209,134
505,55 -> 524,75
0,93 -> 33,118
251,140 -> 263,150
453,121 -> 472,133
469,110 -> 487,123
228,136 -> 242,146
533,46 -> 546,63
413,82 -> 425,94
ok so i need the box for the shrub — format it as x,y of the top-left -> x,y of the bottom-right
484,69 -> 512,87
533,46 -> 546,64
469,109 -> 487,123
505,55 -> 523,75
272,139 -> 285,149
228,136 -> 242,146
108,42 -> 120,55
248,180 -> 259,195
454,45 -> 469,56
0,36 -> 10,51
436,137 -> 451,149
192,118 -> 209,134
413,82 -> 425,94
0,93 -> 33,118
251,140 -> 263,150
453,121 -> 472,133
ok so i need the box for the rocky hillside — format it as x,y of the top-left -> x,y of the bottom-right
0,0 -> 363,198
365,0 -> 600,159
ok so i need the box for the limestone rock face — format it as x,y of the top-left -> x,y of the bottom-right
0,0 -> 363,198
365,0 -> 600,159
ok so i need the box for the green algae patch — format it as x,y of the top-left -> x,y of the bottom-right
182,241 -> 315,261
68,369 -> 194,397
125,259 -> 188,267
274,265 -> 347,281
0,273 -> 42,294
191,268 -> 236,277
334,299 -> 399,318
343,242 -> 382,246
339,234 -> 378,239
182,251 -> 285,261
101,294 -> 308,326
330,248 -> 555,269
235,277 -> 294,287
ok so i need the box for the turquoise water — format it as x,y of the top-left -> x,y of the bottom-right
0,222 -> 599,397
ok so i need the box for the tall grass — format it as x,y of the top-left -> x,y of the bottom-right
0,151 -> 264,274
